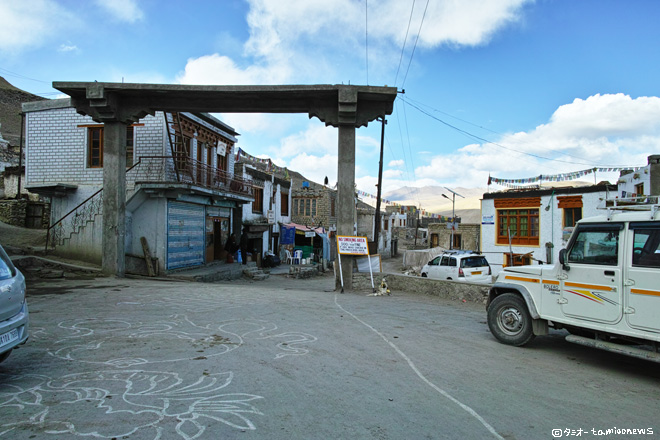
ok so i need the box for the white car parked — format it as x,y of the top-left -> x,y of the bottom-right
0,244 -> 29,363
421,251 -> 492,283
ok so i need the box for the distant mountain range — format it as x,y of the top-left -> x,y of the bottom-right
378,186 -> 488,223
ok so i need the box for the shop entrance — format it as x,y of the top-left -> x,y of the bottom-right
206,216 -> 230,262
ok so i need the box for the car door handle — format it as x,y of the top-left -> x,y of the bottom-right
604,270 -> 615,276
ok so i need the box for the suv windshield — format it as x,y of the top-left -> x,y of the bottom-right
0,246 -> 16,280
461,256 -> 489,268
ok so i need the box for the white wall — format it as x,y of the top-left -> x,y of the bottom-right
481,189 -> 610,276
618,167 -> 651,197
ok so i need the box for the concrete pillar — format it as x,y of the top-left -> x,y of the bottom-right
648,155 -> 660,196
102,121 -> 127,276
336,124 -> 356,290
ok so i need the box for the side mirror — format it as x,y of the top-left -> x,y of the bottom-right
558,249 -> 570,271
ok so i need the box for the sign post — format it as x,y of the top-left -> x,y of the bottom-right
336,235 -> 374,293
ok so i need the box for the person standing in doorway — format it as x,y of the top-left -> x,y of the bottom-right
240,227 -> 248,265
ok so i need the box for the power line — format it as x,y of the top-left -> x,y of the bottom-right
394,0 -> 416,87
0,67 -> 50,84
365,0 -> 369,85
400,97 -> 635,169
401,0 -> 429,88
402,95 -> 601,165
400,100 -> 422,208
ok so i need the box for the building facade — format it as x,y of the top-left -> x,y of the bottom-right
617,154 -> 660,198
428,223 -> 479,251
23,98 -> 252,273
290,183 -> 337,232
235,159 -> 291,261
481,183 -> 616,275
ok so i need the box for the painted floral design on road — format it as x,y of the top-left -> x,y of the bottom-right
47,317 -> 316,367
0,370 -> 263,439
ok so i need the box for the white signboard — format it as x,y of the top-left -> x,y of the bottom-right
267,210 -> 275,224
482,214 -> 495,225
357,254 -> 382,273
305,231 -> 315,238
337,235 -> 369,255
217,141 -> 227,157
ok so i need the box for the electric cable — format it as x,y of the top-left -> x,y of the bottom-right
401,0 -> 430,88
394,0 -> 417,87
401,97 -> 636,169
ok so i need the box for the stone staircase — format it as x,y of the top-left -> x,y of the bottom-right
242,266 -> 270,281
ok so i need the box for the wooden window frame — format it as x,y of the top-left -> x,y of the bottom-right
563,207 -> 582,228
453,233 -> 462,249
253,187 -> 264,213
87,126 -> 104,168
635,183 -> 644,196
85,124 -> 138,169
280,192 -> 289,216
497,208 -> 540,246
504,253 -> 532,267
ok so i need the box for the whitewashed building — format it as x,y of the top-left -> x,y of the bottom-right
481,183 -> 616,275
234,155 -> 291,260
22,98 -> 252,273
617,154 -> 660,198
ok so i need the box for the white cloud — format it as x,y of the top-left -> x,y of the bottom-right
275,124 -> 338,158
411,93 -> 660,188
94,0 -> 144,23
388,159 -> 405,168
384,169 -> 403,178
288,153 -> 338,185
0,0 -> 77,53
179,0 -> 530,90
58,43 -> 79,53
176,53 -> 290,86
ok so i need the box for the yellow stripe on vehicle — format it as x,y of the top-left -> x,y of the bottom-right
564,281 -> 615,292
504,276 -> 540,283
631,288 -> 660,297
542,279 -> 560,285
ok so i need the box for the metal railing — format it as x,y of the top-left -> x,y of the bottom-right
132,155 -> 252,197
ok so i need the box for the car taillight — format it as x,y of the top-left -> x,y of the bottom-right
458,268 -> 464,277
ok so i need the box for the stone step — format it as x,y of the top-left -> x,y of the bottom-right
242,267 -> 270,281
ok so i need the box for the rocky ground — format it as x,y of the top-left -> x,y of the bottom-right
0,220 -> 47,251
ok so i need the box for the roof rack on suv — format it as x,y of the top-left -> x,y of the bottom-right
599,196 -> 660,220
442,250 -> 481,255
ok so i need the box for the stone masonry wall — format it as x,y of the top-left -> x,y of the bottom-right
0,199 -> 27,226
428,223 -> 480,250
353,272 -> 489,303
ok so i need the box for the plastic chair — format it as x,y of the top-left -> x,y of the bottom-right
285,249 -> 294,264
293,250 -> 302,264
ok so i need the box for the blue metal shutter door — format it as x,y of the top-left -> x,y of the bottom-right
167,201 -> 205,270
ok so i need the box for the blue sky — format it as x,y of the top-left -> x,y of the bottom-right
2,0 -> 660,199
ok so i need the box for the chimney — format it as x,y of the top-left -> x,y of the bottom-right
649,155 -> 660,196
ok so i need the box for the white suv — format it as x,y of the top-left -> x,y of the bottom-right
421,251 -> 492,283
486,198 -> 660,362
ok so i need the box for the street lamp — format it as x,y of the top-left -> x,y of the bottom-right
442,188 -> 464,250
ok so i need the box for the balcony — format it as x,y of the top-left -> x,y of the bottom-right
128,155 -> 253,198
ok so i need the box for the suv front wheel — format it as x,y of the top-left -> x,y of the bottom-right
487,293 -> 535,346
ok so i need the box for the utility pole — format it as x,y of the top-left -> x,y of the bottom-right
374,117 -> 386,250
16,112 -> 24,200
442,187 -> 464,250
